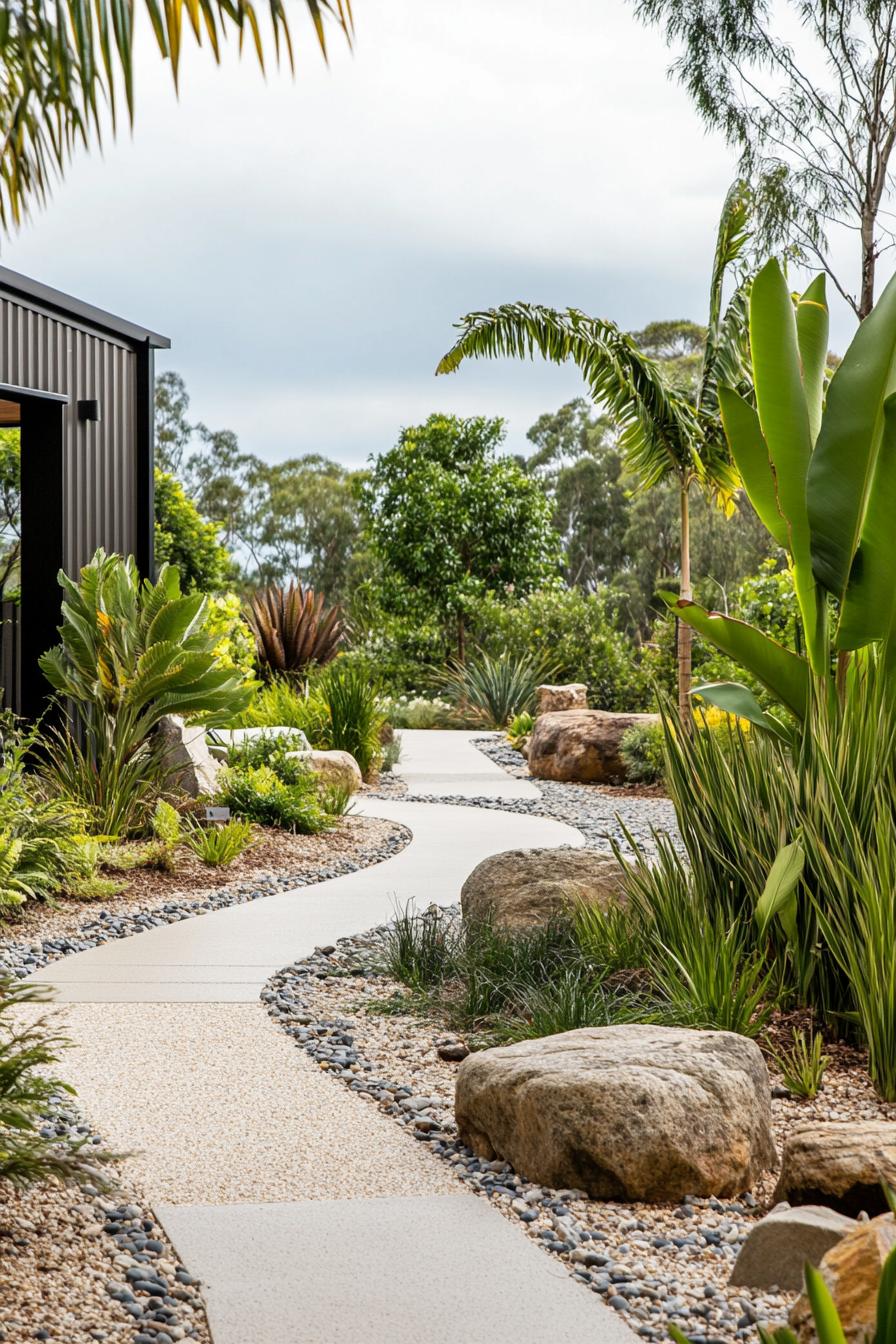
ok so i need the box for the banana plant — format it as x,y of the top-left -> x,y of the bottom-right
666,256 -> 896,729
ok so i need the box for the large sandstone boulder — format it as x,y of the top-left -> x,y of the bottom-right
455,1025 -> 776,1201
774,1122 -> 896,1216
460,847 -> 627,932
157,716 -> 221,798
536,683 -> 588,715
307,749 -> 363,793
788,1213 -> 896,1343
729,1205 -> 855,1291
528,709 -> 660,784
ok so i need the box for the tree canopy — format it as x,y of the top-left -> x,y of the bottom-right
633,0 -> 896,317
362,413 -> 563,661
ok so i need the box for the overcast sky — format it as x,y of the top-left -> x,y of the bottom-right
0,0 -> 868,469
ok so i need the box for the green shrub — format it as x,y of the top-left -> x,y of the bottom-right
184,818 -> 254,867
620,719 -> 665,783
66,874 -> 129,900
141,798 -> 183,871
506,711 -> 533,750
205,593 -> 256,682
0,977 -> 112,1187
226,734 -> 312,785
440,649 -> 554,729
217,763 -> 331,834
469,586 -> 649,712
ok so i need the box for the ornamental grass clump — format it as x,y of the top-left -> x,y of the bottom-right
317,660 -> 385,778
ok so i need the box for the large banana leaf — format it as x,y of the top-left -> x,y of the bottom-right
749,261 -> 826,673
795,274 -> 829,445
660,592 -> 810,720
840,391 -> 896,654
691,681 -> 793,743
718,387 -> 788,549
808,266 -> 896,629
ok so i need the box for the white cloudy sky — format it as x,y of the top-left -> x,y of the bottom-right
0,0 -> 869,468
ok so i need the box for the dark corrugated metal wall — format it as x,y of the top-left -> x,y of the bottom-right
0,293 -> 137,574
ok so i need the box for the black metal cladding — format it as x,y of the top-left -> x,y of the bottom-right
0,267 -> 170,715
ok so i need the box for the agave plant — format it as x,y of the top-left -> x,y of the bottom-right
441,649 -> 556,729
246,583 -> 344,680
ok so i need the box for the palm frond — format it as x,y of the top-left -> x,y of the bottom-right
437,302 -> 704,489
0,0 -> 353,231
699,180 -> 755,418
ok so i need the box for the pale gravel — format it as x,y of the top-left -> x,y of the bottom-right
44,1002 -> 459,1205
0,1173 -> 211,1344
282,955 -> 896,1340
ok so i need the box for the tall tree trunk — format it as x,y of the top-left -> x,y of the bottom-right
456,613 -> 466,665
859,211 -> 876,321
677,482 -> 692,731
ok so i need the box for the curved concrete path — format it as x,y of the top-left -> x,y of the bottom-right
29,732 -> 635,1344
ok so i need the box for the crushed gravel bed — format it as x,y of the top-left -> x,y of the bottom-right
264,922 -> 890,1343
0,817 -> 409,979
0,1098 -> 209,1344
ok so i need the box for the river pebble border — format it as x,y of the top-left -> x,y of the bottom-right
0,823 -> 410,980
263,923 -> 793,1344
0,1098 -> 208,1344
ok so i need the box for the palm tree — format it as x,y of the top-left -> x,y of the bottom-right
0,0 -> 352,230
436,182 -> 753,728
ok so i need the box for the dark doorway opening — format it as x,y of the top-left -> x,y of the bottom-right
0,384 -> 67,720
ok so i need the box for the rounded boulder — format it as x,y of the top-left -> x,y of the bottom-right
454,1024 -> 776,1202
527,709 -> 660,784
460,847 -> 627,932
307,749 -> 363,793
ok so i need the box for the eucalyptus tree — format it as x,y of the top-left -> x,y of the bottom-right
633,0 -> 896,320
437,183 -> 752,726
0,0 -> 352,230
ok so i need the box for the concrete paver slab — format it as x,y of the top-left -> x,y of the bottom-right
396,730 -> 541,799
158,1195 -> 638,1344
31,800 -> 580,1002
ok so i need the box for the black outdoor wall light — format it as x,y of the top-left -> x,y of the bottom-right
77,398 -> 101,422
